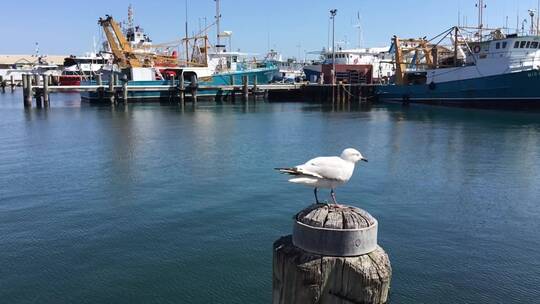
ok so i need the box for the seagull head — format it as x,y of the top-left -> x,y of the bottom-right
341,148 -> 368,163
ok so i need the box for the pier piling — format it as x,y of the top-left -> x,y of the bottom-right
10,75 -> 15,91
108,74 -> 115,104
242,75 -> 249,101
178,73 -> 185,104
96,74 -> 103,101
122,75 -> 128,103
42,75 -> 49,107
24,74 -> 32,107
273,204 -> 391,304
190,75 -> 198,104
0,76 -> 5,93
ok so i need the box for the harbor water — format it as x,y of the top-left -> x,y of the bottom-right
1,91 -> 539,303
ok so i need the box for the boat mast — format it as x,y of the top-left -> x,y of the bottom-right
215,0 -> 222,49
185,0 -> 189,64
476,0 -> 486,41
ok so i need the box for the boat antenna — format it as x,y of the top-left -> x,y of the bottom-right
529,9 -> 537,35
127,4 -> 134,30
354,11 -> 362,48
476,0 -> 486,40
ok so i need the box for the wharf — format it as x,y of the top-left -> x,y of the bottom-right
14,74 -> 376,107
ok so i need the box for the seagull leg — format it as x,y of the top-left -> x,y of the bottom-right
331,189 -> 338,205
314,188 -> 320,204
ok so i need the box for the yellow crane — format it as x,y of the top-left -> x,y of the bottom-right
98,15 -> 141,68
98,15 -> 178,69
391,36 -> 436,85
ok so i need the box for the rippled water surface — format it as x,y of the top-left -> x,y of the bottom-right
1,91 -> 539,303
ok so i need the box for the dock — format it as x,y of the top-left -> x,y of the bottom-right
17,73 -> 376,107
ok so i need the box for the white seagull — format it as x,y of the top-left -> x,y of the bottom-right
275,148 -> 367,204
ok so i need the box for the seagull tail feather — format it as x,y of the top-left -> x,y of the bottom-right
274,167 -> 301,175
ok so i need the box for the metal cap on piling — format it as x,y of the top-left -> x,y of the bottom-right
292,204 -> 378,257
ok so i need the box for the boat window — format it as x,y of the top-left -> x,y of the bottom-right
495,42 -> 500,49
514,41 -> 520,48
502,41 -> 507,48
520,41 -> 527,48
532,42 -> 539,48
526,41 -> 531,48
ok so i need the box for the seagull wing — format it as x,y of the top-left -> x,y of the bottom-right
296,156 -> 348,181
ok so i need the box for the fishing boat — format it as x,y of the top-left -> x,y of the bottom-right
376,1 -> 540,108
303,47 -> 394,83
265,50 -> 305,82
81,1 -> 277,101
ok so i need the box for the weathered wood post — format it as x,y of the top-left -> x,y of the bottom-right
242,75 -> 249,101
0,76 -> 5,93
22,74 -> 28,105
230,75 -> 235,102
190,74 -> 198,104
169,74 -> 175,102
108,74 -> 115,104
25,74 -> 33,107
122,74 -> 128,103
273,204 -> 391,304
42,75 -> 50,107
178,72 -> 185,104
10,75 -> 15,91
96,74 -> 103,101
253,74 -> 258,100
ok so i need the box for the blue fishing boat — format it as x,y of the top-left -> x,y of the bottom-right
376,2 -> 540,108
81,1 -> 278,102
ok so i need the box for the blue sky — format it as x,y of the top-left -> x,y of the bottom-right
0,0 -> 536,58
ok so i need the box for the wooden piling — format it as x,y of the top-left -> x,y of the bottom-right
122,75 -> 128,103
10,75 -> 15,91
0,76 -> 5,93
96,74 -> 103,101
273,204 -> 391,304
190,75 -> 198,104
230,75 -> 235,102
253,75 -> 258,99
42,74 -> 49,106
25,74 -> 33,107
178,73 -> 185,104
242,75 -> 249,101
108,74 -> 115,104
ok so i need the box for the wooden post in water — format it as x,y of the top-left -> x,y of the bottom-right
108,74 -> 115,104
178,72 -> 185,104
10,75 -> 15,91
242,75 -> 249,101
96,74 -> 103,101
122,75 -> 128,103
0,76 -> 5,93
230,75 -> 235,102
22,74 -> 28,106
190,74 -> 198,104
25,74 -> 33,107
170,74 -> 175,102
253,75 -> 258,100
42,74 -> 49,107
273,204 -> 391,304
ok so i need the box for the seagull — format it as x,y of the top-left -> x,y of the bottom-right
275,148 -> 367,205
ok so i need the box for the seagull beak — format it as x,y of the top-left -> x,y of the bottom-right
361,158 -> 368,162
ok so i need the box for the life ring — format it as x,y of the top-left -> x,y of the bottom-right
473,45 -> 481,53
